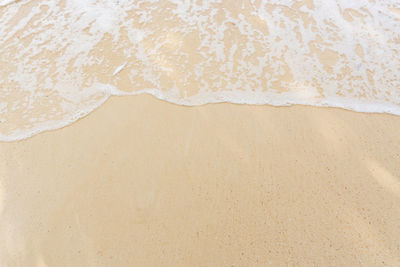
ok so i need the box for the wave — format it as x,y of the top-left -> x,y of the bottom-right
0,0 -> 399,141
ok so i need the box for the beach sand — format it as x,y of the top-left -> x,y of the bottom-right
0,94 -> 399,266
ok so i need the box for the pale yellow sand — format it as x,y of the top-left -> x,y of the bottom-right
0,94 -> 399,266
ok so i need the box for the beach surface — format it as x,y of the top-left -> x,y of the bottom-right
0,95 -> 399,266
1,1 -> 400,265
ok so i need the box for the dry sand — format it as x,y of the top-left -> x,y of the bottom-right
0,94 -> 399,266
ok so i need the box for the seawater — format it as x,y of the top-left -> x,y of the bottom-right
0,0 -> 399,141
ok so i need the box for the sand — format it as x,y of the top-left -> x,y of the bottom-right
1,1 -> 400,266
0,94 -> 399,266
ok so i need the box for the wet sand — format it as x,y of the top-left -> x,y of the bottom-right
0,94 -> 399,266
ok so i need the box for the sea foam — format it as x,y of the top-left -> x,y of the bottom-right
0,0 -> 399,141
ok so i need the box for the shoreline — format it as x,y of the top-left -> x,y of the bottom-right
3,93 -> 400,143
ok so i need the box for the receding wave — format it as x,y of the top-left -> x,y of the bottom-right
0,0 -> 399,141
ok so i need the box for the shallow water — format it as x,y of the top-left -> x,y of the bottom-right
0,0 -> 399,141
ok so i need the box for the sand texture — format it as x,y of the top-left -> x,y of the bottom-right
0,95 -> 399,266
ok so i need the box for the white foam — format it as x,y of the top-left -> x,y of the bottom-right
0,0 -> 400,141
113,62 -> 127,76
0,0 -> 16,7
